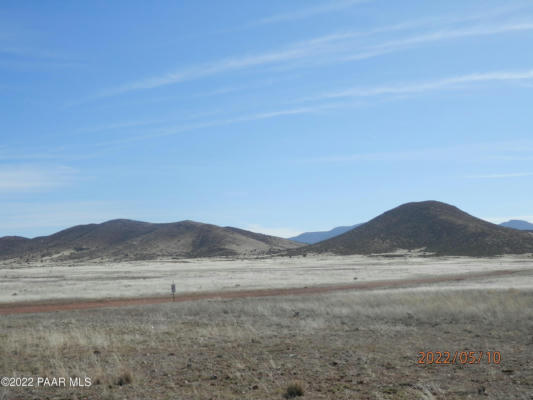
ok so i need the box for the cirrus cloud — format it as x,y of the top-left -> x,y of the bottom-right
0,164 -> 77,193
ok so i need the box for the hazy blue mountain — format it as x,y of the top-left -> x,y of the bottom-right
289,224 -> 362,244
500,219 -> 533,230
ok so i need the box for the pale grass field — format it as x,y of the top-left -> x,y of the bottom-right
2,287 -> 533,399
1,254 -> 533,302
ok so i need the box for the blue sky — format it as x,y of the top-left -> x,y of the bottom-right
2,0 -> 533,238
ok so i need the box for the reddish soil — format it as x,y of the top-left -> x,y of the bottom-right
0,269 -> 520,315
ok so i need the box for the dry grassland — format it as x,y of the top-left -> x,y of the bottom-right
2,255 -> 533,303
2,288 -> 533,399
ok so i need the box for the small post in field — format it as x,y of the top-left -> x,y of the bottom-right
171,282 -> 176,302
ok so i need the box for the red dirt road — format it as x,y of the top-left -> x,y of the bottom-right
0,269 -> 523,315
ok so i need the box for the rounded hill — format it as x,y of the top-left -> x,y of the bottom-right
299,201 -> 533,256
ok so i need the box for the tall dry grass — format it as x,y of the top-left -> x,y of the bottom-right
2,288 -> 532,399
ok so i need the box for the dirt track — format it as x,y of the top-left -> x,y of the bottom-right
0,269 -> 522,315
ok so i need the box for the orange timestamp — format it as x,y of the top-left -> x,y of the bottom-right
417,351 -> 501,365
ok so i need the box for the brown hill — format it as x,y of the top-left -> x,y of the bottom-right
0,236 -> 30,255
294,201 -> 533,256
0,219 -> 303,261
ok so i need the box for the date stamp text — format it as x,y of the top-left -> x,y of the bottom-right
417,351 -> 501,365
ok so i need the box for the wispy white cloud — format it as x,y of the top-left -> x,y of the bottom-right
338,22 -> 533,63
311,69 -> 533,101
95,101 -> 358,146
95,44 -> 315,97
85,64 -> 533,145
0,164 -> 76,192
0,142 -> 111,162
23,67 -> 533,152
94,17 -> 533,99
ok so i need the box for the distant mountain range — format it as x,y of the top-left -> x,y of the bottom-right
2,202 -> 533,261
289,224 -> 361,244
500,219 -> 533,231
0,219 -> 303,262
290,201 -> 533,257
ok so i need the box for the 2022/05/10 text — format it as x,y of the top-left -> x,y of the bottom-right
417,351 -> 501,365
